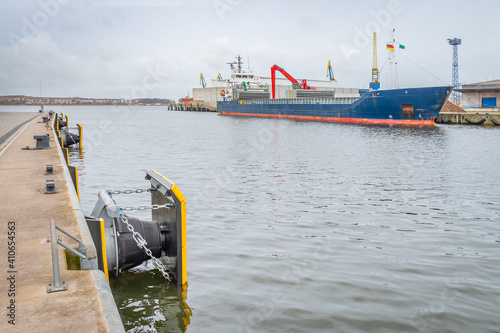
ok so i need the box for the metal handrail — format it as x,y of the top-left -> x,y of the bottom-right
55,225 -> 87,259
47,220 -> 87,293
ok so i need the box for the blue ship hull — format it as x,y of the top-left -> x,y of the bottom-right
218,86 -> 452,125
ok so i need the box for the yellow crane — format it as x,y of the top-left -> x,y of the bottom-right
326,60 -> 337,82
200,73 -> 206,88
370,32 -> 380,90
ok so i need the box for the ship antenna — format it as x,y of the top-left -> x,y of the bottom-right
226,61 -> 235,72
227,55 -> 244,73
236,55 -> 243,73
247,50 -> 251,72
388,28 -> 398,89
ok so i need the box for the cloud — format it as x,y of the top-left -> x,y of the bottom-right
0,31 -> 82,96
0,31 -> 139,98
1,0 -> 499,99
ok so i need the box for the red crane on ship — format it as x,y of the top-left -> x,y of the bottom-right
270,64 -> 316,99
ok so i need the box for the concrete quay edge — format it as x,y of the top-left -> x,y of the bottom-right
0,113 -> 125,332
52,115 -> 125,332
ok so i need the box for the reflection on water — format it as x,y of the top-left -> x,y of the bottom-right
110,268 -> 191,332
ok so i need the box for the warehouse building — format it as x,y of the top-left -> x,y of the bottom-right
456,79 -> 500,109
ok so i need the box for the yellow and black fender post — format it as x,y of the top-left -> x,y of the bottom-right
86,218 -> 110,283
77,123 -> 83,154
146,169 -> 187,287
86,169 -> 187,287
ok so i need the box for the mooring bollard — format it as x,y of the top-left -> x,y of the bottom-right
43,179 -> 58,194
45,164 -> 54,175
35,134 -> 50,149
22,134 -> 50,150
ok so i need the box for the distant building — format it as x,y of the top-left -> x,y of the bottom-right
51,97 -> 74,104
0,96 -> 136,105
192,87 -> 224,108
456,79 -> 500,109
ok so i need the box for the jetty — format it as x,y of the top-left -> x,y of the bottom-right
435,100 -> 500,125
0,112 -> 123,332
168,102 -> 217,112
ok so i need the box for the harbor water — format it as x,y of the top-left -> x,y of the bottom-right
5,106 -> 500,332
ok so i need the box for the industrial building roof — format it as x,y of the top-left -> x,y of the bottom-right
455,79 -> 500,92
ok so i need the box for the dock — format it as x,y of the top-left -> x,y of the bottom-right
436,110 -> 500,125
0,112 -> 124,332
435,100 -> 500,125
168,103 -> 217,112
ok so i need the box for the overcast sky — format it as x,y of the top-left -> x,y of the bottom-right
1,0 -> 499,99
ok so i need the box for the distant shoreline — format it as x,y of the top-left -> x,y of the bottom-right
0,103 -> 171,106
0,96 -> 175,107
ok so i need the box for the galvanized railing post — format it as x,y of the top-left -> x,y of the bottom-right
47,220 -> 68,293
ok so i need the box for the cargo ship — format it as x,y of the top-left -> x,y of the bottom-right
218,86 -> 451,125
217,31 -> 452,125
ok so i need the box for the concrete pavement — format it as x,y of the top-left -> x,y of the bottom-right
0,112 -> 40,151
0,113 -> 122,332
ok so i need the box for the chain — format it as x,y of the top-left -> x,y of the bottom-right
119,214 -> 171,281
109,188 -> 155,195
121,203 -> 174,211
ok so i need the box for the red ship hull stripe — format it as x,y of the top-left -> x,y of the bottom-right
219,112 -> 436,126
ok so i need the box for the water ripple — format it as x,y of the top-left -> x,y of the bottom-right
61,107 -> 500,333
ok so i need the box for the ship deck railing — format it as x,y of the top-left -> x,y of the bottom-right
243,97 -> 360,105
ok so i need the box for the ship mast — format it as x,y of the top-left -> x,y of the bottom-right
226,55 -> 244,74
388,28 -> 396,89
236,55 -> 242,73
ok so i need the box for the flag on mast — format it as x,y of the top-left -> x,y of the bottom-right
387,44 -> 394,50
